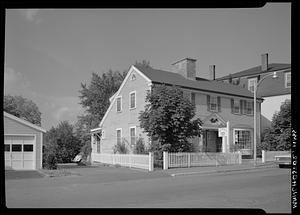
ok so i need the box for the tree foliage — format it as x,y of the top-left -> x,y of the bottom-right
139,84 -> 203,153
4,95 -> 42,126
260,99 -> 291,151
44,121 -> 82,164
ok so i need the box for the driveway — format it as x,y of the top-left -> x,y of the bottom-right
5,170 -> 45,180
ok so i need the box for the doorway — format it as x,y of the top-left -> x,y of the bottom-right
202,130 -> 222,152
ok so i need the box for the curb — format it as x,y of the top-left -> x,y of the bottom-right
169,164 -> 277,177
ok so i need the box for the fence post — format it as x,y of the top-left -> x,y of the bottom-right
163,151 -> 168,170
262,150 -> 265,163
188,153 -> 191,168
149,152 -> 154,171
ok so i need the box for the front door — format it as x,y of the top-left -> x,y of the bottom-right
203,130 -> 222,152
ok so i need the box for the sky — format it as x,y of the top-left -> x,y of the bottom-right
4,4 -> 291,130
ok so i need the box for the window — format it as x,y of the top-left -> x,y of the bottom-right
129,91 -> 136,109
223,80 -> 229,84
116,96 -> 122,112
12,144 -> 22,152
4,144 -> 10,152
232,78 -> 240,85
116,129 -> 122,145
244,100 -> 254,115
248,77 -> 257,93
23,145 -> 33,152
285,72 -> 291,88
94,134 -> 101,153
232,99 -> 240,114
210,96 -> 218,111
130,127 -> 136,146
234,129 -> 251,150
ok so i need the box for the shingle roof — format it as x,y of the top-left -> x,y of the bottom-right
134,65 -> 262,100
216,63 -> 291,80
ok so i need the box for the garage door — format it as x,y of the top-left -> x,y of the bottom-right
5,135 -> 35,170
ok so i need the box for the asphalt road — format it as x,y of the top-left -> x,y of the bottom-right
5,167 -> 291,213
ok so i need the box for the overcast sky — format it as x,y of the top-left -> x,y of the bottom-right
4,3 -> 291,130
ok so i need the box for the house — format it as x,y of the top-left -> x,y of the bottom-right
216,53 -> 291,131
4,111 -> 46,170
90,58 -> 263,158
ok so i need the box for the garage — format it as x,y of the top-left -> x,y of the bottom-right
4,112 -> 46,170
5,135 -> 36,170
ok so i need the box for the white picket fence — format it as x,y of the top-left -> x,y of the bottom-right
163,152 -> 242,169
262,150 -> 291,163
91,152 -> 154,171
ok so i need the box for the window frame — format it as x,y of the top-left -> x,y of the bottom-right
116,128 -> 122,145
232,99 -> 240,114
129,91 -> 136,110
129,126 -> 136,146
116,96 -> 122,112
285,72 -> 291,88
248,77 -> 257,93
244,100 -> 254,115
233,128 -> 252,150
210,96 -> 218,112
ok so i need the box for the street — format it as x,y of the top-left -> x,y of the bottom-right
5,167 -> 290,213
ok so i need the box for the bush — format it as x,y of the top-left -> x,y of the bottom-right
113,139 -> 128,154
43,149 -> 57,170
133,137 -> 148,154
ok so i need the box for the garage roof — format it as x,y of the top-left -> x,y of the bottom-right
4,111 -> 46,133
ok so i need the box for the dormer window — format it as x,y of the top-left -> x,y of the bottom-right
248,77 -> 257,93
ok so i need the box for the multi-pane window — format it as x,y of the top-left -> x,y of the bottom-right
232,78 -> 240,85
233,99 -> 240,114
116,96 -> 122,112
129,92 -> 136,109
285,72 -> 291,88
130,127 -> 136,146
244,101 -> 254,115
116,129 -> 122,145
234,129 -> 251,150
248,77 -> 257,93
95,134 -> 101,153
210,96 -> 218,111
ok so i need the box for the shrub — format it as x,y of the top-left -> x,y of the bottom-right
43,148 -> 57,170
113,139 -> 128,154
133,137 -> 148,154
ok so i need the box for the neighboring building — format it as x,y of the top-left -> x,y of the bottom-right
91,58 -> 263,157
4,111 -> 46,170
216,53 -> 291,131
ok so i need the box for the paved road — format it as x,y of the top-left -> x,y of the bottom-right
5,167 -> 291,213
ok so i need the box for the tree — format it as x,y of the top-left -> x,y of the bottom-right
4,95 -> 41,126
260,99 -> 291,151
44,121 -> 82,164
134,60 -> 151,68
139,84 -> 203,153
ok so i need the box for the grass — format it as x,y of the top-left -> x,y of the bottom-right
40,169 -> 81,177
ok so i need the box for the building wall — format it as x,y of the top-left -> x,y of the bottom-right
99,68 -> 151,153
4,116 -> 43,169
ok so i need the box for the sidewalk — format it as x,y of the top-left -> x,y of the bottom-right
164,160 -> 277,177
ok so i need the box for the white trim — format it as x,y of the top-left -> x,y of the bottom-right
233,128 -> 252,150
285,71 -> 291,88
248,77 -> 257,93
40,132 -> 43,169
91,127 -> 102,132
4,112 -> 46,133
4,134 -> 37,170
129,91 -> 137,109
116,95 -> 122,112
99,65 -> 152,127
101,130 -> 105,139
129,126 -> 137,145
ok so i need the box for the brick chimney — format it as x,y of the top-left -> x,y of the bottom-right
209,65 -> 216,80
261,53 -> 268,71
172,58 -> 196,80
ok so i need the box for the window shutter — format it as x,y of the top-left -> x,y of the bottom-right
231,99 -> 234,113
240,100 -> 243,114
217,96 -> 221,112
207,95 -> 210,111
